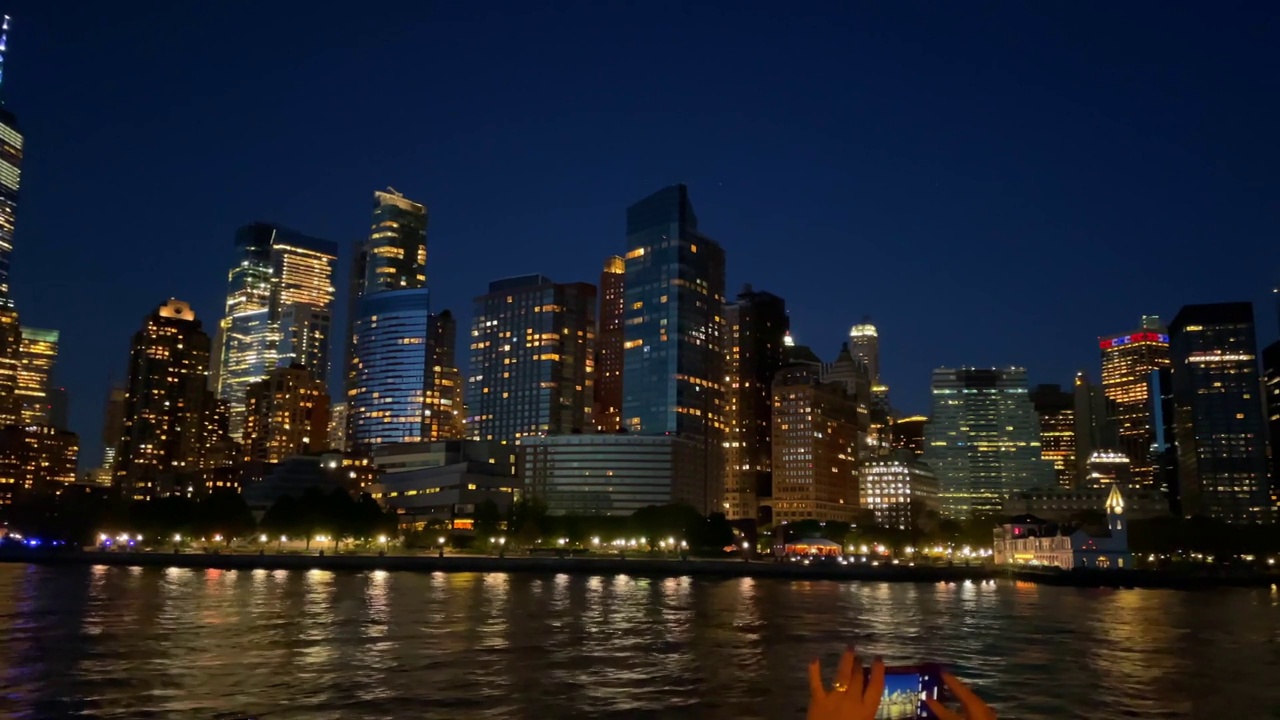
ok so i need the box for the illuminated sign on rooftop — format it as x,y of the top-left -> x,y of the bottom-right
1099,332 -> 1167,350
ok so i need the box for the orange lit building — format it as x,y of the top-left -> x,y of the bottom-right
425,309 -> 466,440
1099,317 -> 1170,489
242,363 -> 330,463
593,256 -> 625,433
769,365 -> 861,523
1029,384 -> 1076,488
0,424 -> 78,503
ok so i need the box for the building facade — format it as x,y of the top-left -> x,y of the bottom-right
821,343 -> 873,454
520,434 -> 704,515
889,415 -> 927,458
1168,303 -> 1271,523
425,309 -> 466,441
994,486 -> 1132,570
1072,372 -> 1118,486
1099,317 -> 1170,489
723,285 -> 788,521
467,275 -> 595,444
0,424 -> 78,503
769,365 -> 861,524
242,363 -> 330,463
859,454 -> 941,531
1029,384 -> 1076,488
346,189 -> 430,450
925,367 -> 1053,517
594,255 -> 625,433
1003,485 -> 1169,522
369,440 -> 519,530
621,184 -> 727,513
16,326 -> 56,425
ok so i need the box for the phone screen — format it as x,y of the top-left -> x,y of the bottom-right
871,665 -> 944,719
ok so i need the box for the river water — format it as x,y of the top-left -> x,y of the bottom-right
0,564 -> 1277,719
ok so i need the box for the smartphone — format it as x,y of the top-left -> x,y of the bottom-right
866,663 -> 948,719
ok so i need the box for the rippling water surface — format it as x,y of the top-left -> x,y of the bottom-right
1,564 -> 1278,718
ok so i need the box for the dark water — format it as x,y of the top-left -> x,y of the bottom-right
1,565 -> 1278,719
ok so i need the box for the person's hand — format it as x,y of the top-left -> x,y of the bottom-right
925,672 -> 996,720
807,647 -> 885,720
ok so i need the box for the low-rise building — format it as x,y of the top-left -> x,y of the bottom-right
368,440 -> 519,530
1002,485 -> 1169,522
858,454 -> 941,530
520,434 -> 704,515
994,485 -> 1133,570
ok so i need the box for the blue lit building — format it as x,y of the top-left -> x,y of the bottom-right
621,184 -> 727,511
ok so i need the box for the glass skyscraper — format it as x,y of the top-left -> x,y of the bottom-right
924,367 -> 1054,517
0,18 -> 26,425
16,326 -> 57,425
346,189 -> 431,450
621,185 -> 726,511
213,222 -> 336,439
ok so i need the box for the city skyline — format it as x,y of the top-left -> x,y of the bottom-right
0,3 -> 1275,467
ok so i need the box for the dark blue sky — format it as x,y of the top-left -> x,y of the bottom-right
3,1 -> 1277,462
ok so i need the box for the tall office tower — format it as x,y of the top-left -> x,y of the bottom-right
16,326 -> 56,425
1099,317 -> 1170,488
723,285 -> 788,521
1072,372 -> 1118,485
924,367 -> 1053,517
822,343 -> 874,453
346,189 -> 430,450
769,365 -> 861,524
425,309 -> 465,441
242,363 -> 330,463
1029,384 -> 1076,488
1263,341 -> 1280,495
47,386 -> 68,430
1168,303 -> 1271,523
114,300 -> 217,499
889,415 -> 928,458
621,185 -> 727,512
327,401 -> 349,453
850,320 -> 892,441
213,222 -> 336,439
848,320 -> 880,386
594,256 -> 625,433
467,275 -> 596,444
94,384 -> 127,484
0,16 -> 22,307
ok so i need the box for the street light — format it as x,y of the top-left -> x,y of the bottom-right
438,536 -> 446,558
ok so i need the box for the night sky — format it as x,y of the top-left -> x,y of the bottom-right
3,1 -> 1277,464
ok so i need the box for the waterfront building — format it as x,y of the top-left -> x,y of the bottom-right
1029,384 -> 1076,488
212,222 -> 336,438
924,367 -> 1053,517
769,365 -> 860,524
594,256 -> 625,433
0,424 -> 77,503
858,453 -> 941,530
346,190 -> 431,450
242,451 -> 372,512
114,300 -> 222,499
993,485 -> 1132,570
1099,317 -> 1170,488
1168,303 -> 1271,523
723,285 -> 788,521
520,434 -> 704,515
16,326 -> 56,425
467,275 -> 595,444
1003,485 -> 1169,522
621,184 -> 726,513
369,440 -> 519,530
242,363 -> 330,463
425,310 -> 466,441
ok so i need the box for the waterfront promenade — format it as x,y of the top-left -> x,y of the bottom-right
2,547 -> 1275,589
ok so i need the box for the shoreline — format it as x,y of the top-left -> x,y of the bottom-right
2,549 -> 1275,589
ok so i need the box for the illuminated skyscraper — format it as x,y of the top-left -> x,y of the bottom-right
425,309 -> 465,441
16,326 -> 56,425
0,16 -> 21,308
723,285 -> 788,521
327,401 -> 349,453
213,223 -> 336,438
346,189 -> 430,450
1072,372 -> 1119,486
1168,303 -> 1270,523
467,275 -> 595,444
1099,317 -> 1170,488
593,256 -> 625,432
115,300 -> 220,500
848,321 -> 880,386
924,367 -> 1053,517
822,343 -> 873,452
1029,384 -> 1076,488
243,363 -> 330,463
769,365 -> 861,523
621,185 -> 726,512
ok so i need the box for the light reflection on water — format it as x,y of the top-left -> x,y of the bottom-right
0,564 -> 1277,719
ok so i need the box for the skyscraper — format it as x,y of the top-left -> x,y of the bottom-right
723,285 -> 788,521
0,16 -> 22,308
1072,372 -> 1119,486
92,383 -> 127,485
593,256 -> 625,433
16,326 -> 56,425
1168,303 -> 1271,523
848,321 -> 880,387
346,189 -> 430,450
769,365 -> 861,523
115,300 -> 219,500
1099,317 -> 1170,488
467,275 -> 596,444
213,222 -> 336,438
621,184 -> 726,512
1029,383 -> 1076,488
925,367 -> 1053,517
850,320 -> 892,447
242,363 -> 330,463
1262,340 -> 1280,497
821,343 -> 874,452
425,309 -> 465,441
